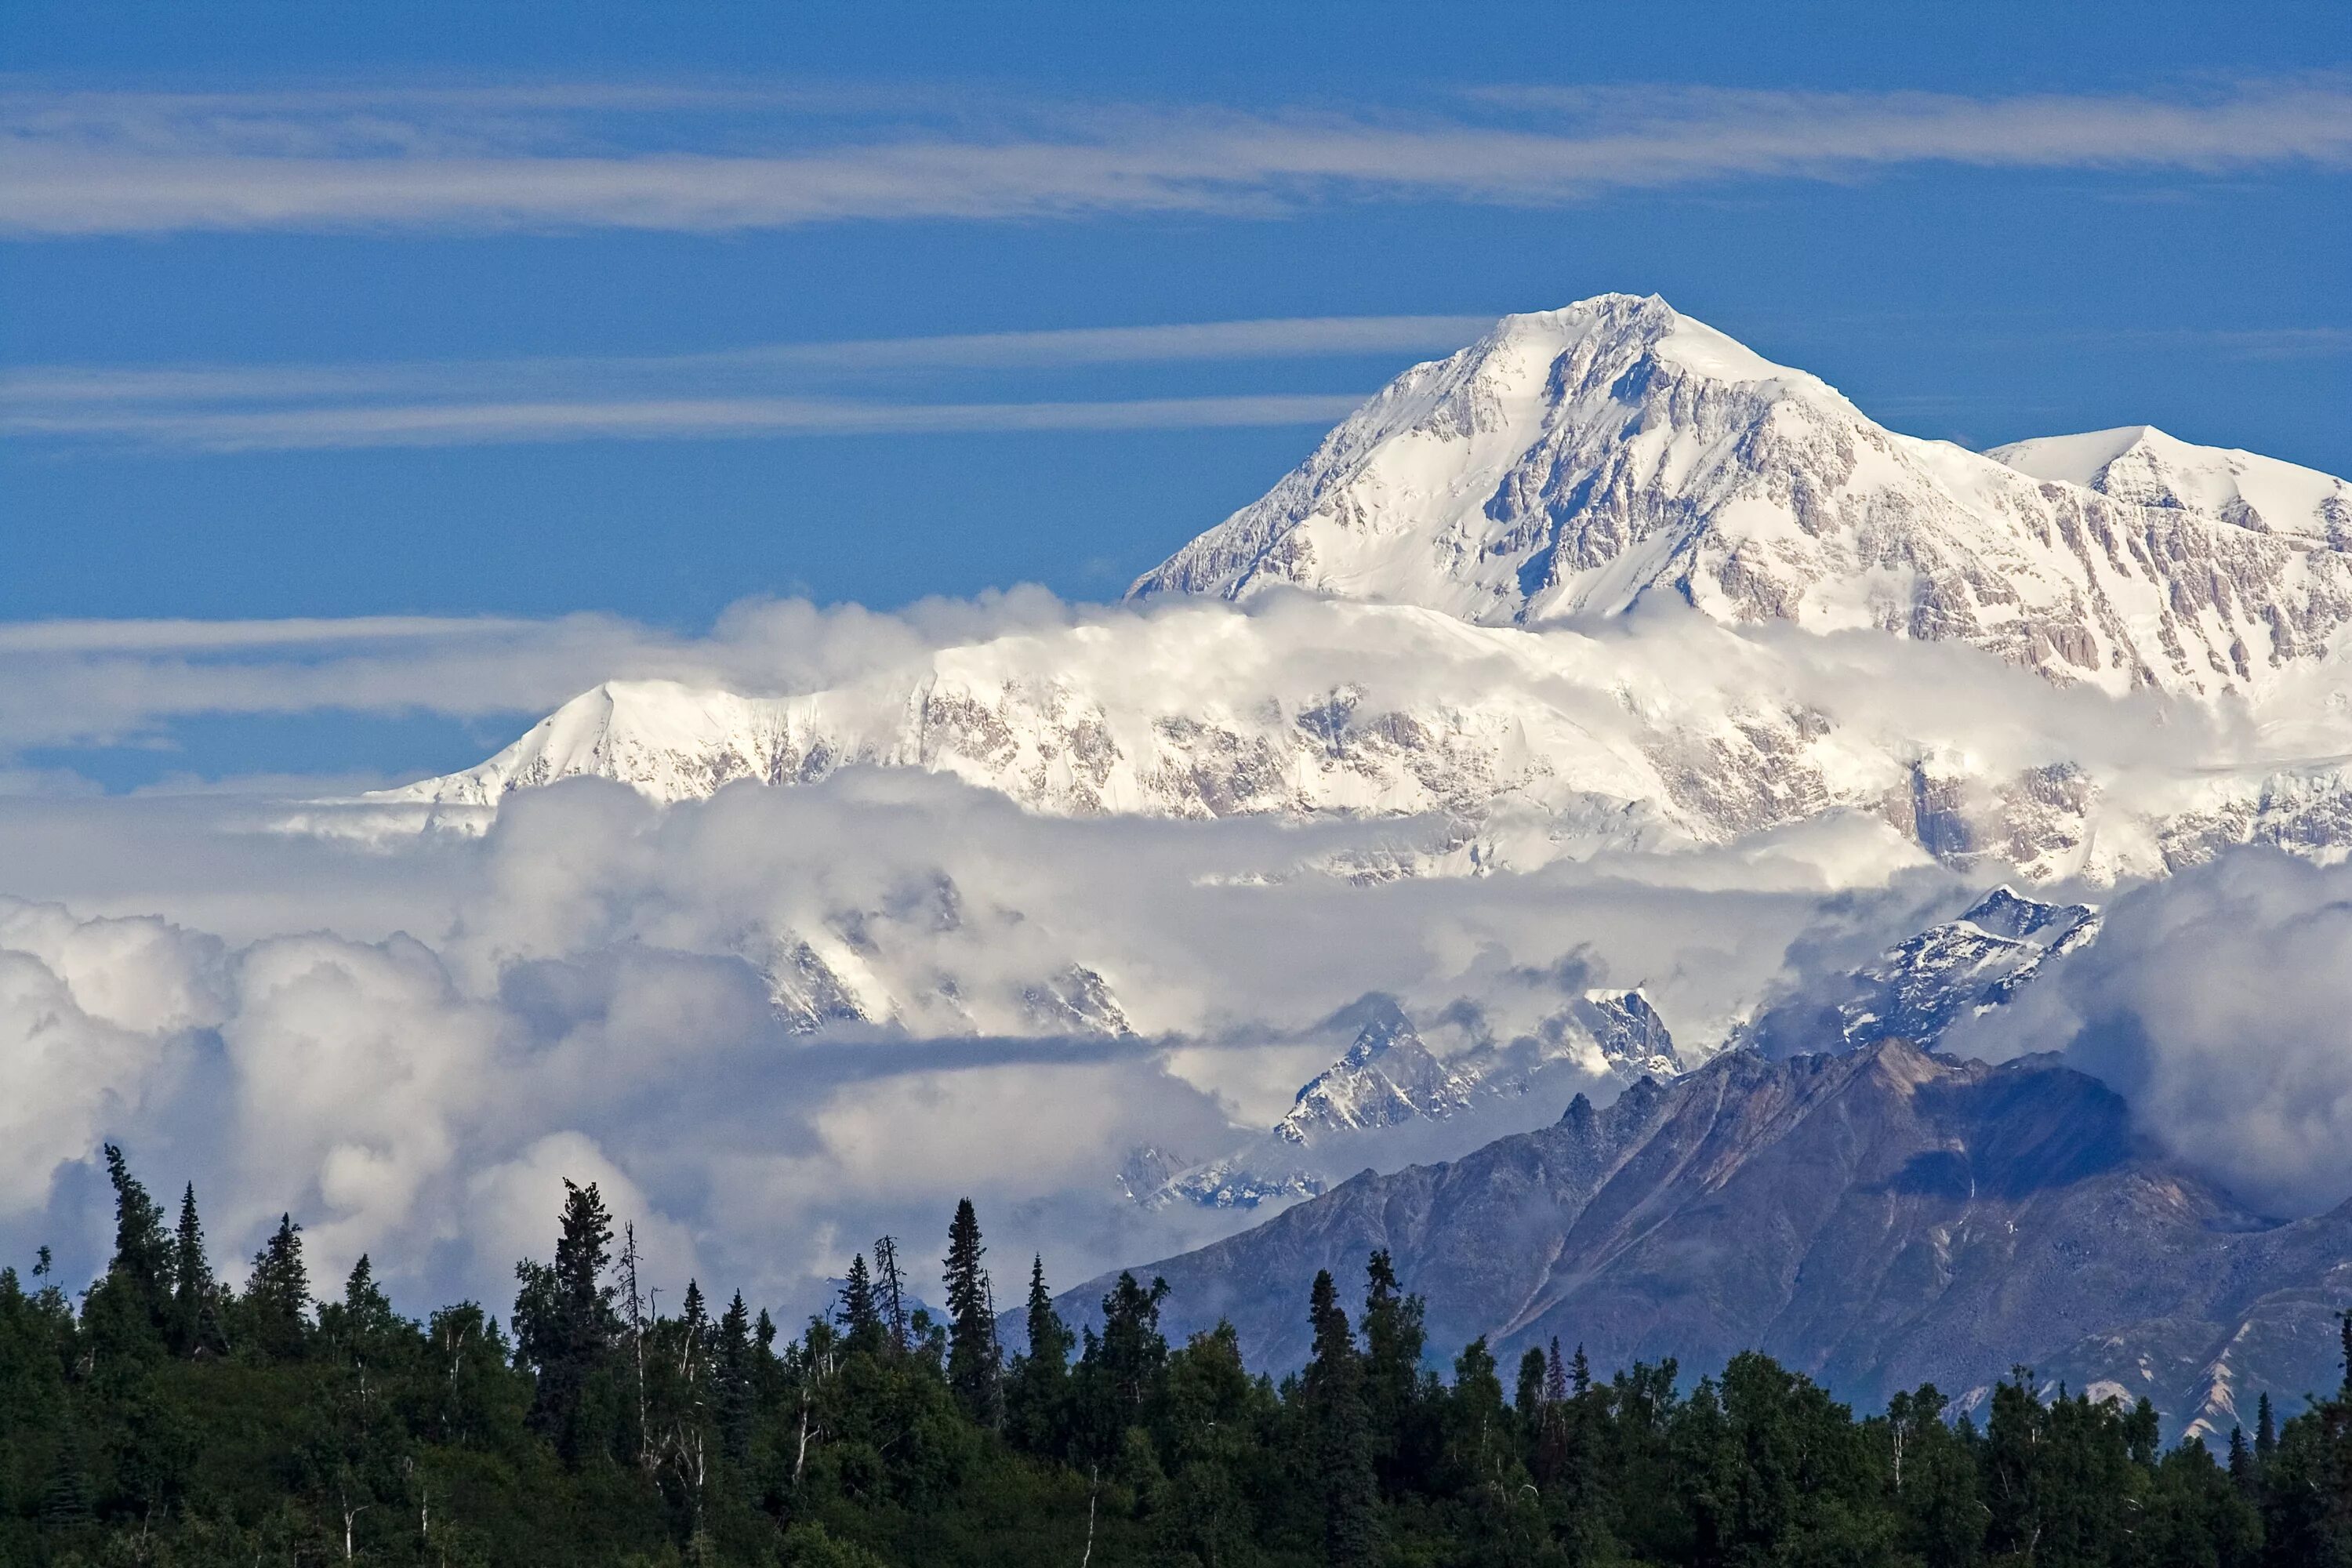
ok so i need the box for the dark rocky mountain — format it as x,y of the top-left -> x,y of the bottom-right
1063,1039 -> 2352,1437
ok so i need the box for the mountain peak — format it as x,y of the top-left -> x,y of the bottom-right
1988,424 -> 2350,546
1130,296 -> 2352,695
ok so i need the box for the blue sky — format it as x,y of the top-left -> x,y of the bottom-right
2,0 -> 2347,786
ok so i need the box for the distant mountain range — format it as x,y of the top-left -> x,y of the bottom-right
306,296 -> 2352,1113
319,293 -> 2352,1431
1069,1039 -> 2352,1440
1124,885 -> 2097,1213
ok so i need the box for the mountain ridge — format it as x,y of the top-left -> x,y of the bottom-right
1062,1037 -> 2352,1438
1129,293 -> 2352,697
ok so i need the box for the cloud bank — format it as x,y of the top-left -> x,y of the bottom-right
1950,850 -> 2352,1221
10,588 -> 2352,1332
0,764 -> 1931,1330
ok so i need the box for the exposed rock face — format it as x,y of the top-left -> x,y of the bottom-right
1740,887 -> 2099,1057
364,298 -> 2352,890
1075,1040 -> 2352,1437
1275,1003 -> 1476,1145
1132,295 -> 2352,699
1125,989 -> 1686,1213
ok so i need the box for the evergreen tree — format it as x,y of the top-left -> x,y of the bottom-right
16,1189 -> 2341,1567
241,1212 -> 312,1362
167,1183 -> 223,1357
88,1144 -> 172,1356
1075,1270 -> 1169,1456
1515,1345 -> 1548,1416
942,1197 -> 1001,1427
1359,1249 -> 1427,1489
716,1290 -> 754,1463
514,1179 -> 619,1461
38,1406 -> 93,1530
1305,1269 -> 1381,1568
1006,1254 -> 1072,1456
836,1254 -> 884,1352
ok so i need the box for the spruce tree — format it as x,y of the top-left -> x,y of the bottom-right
1545,1337 -> 1569,1404
242,1213 -> 312,1362
716,1291 -> 753,1463
1305,1269 -> 1381,1568
38,1407 -> 93,1530
942,1198 -> 1001,1426
1006,1254 -> 1072,1455
98,1145 -> 172,1345
837,1254 -> 884,1352
1359,1250 -> 1425,1486
2227,1425 -> 2254,1494
2255,1391 -> 2276,1468
168,1183 -> 222,1357
517,1179 -> 619,1461
1515,1346 -> 1548,1415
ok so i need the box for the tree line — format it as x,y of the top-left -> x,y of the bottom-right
4,1147 -> 2351,1565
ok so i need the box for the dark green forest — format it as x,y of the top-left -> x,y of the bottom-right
5,1149 -> 2351,1566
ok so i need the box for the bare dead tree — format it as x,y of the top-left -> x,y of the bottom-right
871,1235 -> 910,1352
619,1224 -> 652,1468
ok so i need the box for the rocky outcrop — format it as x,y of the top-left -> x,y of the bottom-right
1074,1040 -> 2352,1437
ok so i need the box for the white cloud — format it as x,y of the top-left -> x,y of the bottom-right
0,311 -> 1486,453
2,391 -> 1369,452
7,587 -> 2352,1325
2,80 -> 2343,238
0,752 -> 1944,1322
1949,849 -> 2352,1220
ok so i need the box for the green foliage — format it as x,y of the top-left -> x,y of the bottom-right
11,1149 -> 2352,1566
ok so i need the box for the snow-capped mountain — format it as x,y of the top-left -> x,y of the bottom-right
365,295 -> 2352,899
1131,294 -> 2352,697
1122,990 -> 1682,1212
1273,989 -> 1680,1146
1131,884 -> 2091,1214
1739,886 -> 2099,1058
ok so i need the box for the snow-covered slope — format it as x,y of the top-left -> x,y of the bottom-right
365,295 -> 2352,891
1123,884 -> 2098,1214
1126,989 -> 1684,1212
1131,295 -> 2352,697
1738,886 -> 2100,1058
369,596 -> 2352,887
1988,424 -> 2352,547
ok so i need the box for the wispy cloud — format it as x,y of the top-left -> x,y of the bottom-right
4,391 -> 1367,451
2,78 -> 2345,237
1,311 -> 1476,451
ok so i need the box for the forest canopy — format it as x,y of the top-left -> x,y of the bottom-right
5,1149 -> 2350,1566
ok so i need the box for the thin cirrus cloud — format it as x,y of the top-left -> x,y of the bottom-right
1,78 -> 2347,236
0,311 -> 1492,452
3,392 -> 1373,452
